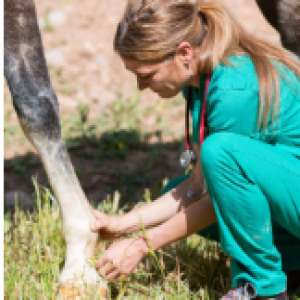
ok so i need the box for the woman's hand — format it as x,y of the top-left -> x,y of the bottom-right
90,210 -> 124,240
95,237 -> 149,280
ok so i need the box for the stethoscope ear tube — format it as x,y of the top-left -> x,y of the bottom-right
180,74 -> 211,169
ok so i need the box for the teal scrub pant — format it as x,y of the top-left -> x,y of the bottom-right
162,133 -> 300,296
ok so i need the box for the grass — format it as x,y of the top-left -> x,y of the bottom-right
4,180 -> 231,299
4,183 -> 64,299
4,109 -> 21,143
43,9 -> 55,32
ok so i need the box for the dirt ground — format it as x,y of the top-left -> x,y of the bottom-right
4,0 -> 280,206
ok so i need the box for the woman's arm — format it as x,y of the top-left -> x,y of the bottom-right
146,193 -> 216,250
119,144 -> 204,235
91,144 -> 204,239
96,193 -> 217,280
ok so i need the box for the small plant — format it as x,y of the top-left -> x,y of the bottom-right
43,9 -> 54,32
4,110 -> 20,143
59,0 -> 67,7
60,82 -> 75,96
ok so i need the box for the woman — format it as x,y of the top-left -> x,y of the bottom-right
90,0 -> 300,298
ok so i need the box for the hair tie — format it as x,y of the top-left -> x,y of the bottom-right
194,3 -> 205,19
193,3 -> 198,12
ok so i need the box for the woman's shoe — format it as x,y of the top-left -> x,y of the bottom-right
221,281 -> 288,300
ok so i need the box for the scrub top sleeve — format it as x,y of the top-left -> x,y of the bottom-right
207,88 -> 259,136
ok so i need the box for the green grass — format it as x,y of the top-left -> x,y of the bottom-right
4,183 -> 64,298
43,9 -> 55,32
4,110 -> 21,143
4,180 -> 232,299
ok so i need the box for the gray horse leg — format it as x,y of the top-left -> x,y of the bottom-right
4,0 -> 106,297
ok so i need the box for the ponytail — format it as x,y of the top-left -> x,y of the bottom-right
195,2 -> 238,70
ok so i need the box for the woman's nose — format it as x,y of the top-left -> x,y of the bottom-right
137,77 -> 148,91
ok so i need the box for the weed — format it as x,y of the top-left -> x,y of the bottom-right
4,110 -> 20,143
59,0 -> 67,7
43,9 -> 54,32
60,82 -> 75,96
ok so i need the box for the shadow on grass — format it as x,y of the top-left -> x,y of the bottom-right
4,128 -> 185,213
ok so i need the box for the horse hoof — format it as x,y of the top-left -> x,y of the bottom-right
58,282 -> 107,299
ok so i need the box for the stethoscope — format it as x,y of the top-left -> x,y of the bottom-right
179,73 -> 211,198
180,73 -> 211,169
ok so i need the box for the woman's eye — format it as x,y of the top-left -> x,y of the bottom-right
140,74 -> 152,80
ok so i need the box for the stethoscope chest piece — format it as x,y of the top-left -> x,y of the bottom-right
181,74 -> 211,171
180,149 -> 197,170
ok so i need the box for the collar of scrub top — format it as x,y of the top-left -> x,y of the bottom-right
185,73 -> 211,151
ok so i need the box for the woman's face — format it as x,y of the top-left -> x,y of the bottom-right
121,43 -> 199,99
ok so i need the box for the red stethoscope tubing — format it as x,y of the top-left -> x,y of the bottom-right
185,74 -> 211,150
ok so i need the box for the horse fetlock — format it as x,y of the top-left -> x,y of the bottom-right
63,219 -> 99,246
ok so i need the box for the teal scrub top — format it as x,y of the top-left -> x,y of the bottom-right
182,55 -> 300,159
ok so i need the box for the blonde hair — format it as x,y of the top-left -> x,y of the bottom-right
114,0 -> 300,130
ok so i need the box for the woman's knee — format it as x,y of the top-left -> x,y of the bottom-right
201,132 -> 238,174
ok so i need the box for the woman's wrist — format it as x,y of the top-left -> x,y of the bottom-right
140,194 -> 216,252
116,170 -> 206,238
137,234 -> 151,256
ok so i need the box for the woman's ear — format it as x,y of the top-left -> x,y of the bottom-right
176,42 -> 194,65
